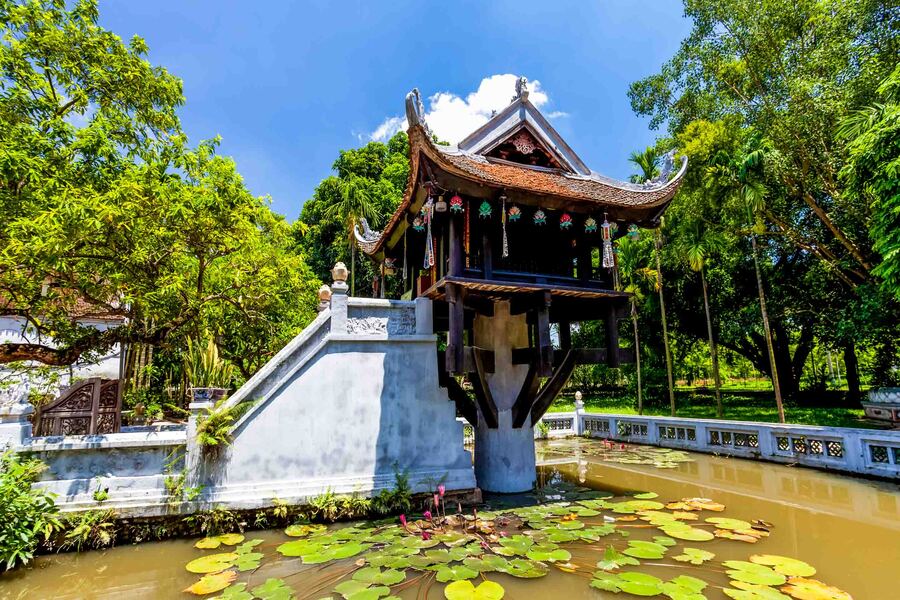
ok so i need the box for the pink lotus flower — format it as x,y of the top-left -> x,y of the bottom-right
434,494 -> 440,508
438,484 -> 446,498
620,444 -> 626,450
399,514 -> 407,527
424,510 -> 432,521
499,531 -> 508,537
421,530 -> 431,541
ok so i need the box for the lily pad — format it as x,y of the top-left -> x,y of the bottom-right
185,552 -> 238,574
285,523 -> 326,537
353,567 -> 406,586
184,571 -> 238,595
210,583 -> 254,600
333,580 -> 390,600
234,552 -> 264,572
623,540 -> 669,559
501,558 -> 549,578
633,492 -> 659,499
724,561 -> 788,586
661,523 -> 715,541
443,579 -> 505,600
595,546 -> 640,571
617,572 -> 664,596
463,555 -> 509,573
706,517 -> 753,530
749,555 -> 816,577
781,577 -> 852,600
435,564 -> 479,582
252,578 -> 296,600
724,581 -> 792,599
526,545 -> 571,562
673,547 -> 716,565
235,539 -> 263,554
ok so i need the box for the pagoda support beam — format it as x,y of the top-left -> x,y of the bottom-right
529,350 -> 578,425
446,282 -> 465,375
536,291 -> 552,377
605,304 -> 620,368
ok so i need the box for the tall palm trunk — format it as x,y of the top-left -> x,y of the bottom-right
700,267 -> 723,418
350,240 -> 356,297
631,300 -> 643,415
750,232 -> 785,423
655,229 -> 676,416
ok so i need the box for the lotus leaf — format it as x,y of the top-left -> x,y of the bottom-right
725,581 -> 792,599
578,524 -> 618,541
545,529 -> 580,543
443,579 -> 505,600
252,578 -> 296,600
436,532 -> 469,547
623,540 -> 669,559
555,519 -> 585,530
333,580 -> 390,600
724,561 -> 788,586
653,536 -> 677,546
399,536 -> 440,549
195,537 -> 223,549
496,535 -> 534,555
673,548 -> 716,565
591,573 -> 624,592
706,517 -> 753,530
184,571 -> 237,595
617,572 -> 664,596
525,544 -> 571,562
463,555 -> 509,573
435,564 -> 479,582
277,540 -> 323,557
285,524 -> 326,537
352,567 -> 406,586
185,552 -> 238,574
595,546 -> 640,571
634,492 -> 659,499
749,555 -> 816,577
781,577 -> 852,600
660,523 -> 715,541
211,583 -> 254,600
607,500 -> 666,514
501,558 -> 549,578
234,552 -> 264,572
235,539 -> 263,554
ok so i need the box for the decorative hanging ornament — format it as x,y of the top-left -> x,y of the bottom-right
559,213 -> 573,230
508,205 -> 521,222
501,195 -> 509,258
601,214 -> 614,269
423,198 -> 435,269
627,223 -> 640,239
434,194 -> 447,213
449,194 -> 464,213
478,200 -> 492,219
584,217 -> 598,233
533,209 -> 547,226
412,216 -> 424,232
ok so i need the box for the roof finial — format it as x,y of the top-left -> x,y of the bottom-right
405,88 -> 432,136
513,76 -> 529,102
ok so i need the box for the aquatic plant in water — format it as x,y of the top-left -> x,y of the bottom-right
181,484 -> 853,600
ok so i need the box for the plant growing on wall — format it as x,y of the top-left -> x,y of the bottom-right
184,337 -> 235,389
0,453 -> 61,570
194,399 -> 254,456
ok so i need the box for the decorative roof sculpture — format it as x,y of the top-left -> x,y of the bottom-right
356,78 -> 687,257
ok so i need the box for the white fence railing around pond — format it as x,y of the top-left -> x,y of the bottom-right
461,411 -> 900,480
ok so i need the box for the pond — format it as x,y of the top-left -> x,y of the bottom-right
1,438 -> 897,599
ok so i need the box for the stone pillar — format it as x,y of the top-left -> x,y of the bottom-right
415,297 -> 433,335
330,262 -> 349,334
0,399 -> 33,449
574,391 -> 585,436
473,301 -> 536,493
185,394 -> 214,490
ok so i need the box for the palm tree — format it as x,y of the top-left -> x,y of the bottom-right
706,147 -> 786,423
629,146 -> 676,415
326,175 -> 377,296
628,147 -> 660,183
676,220 -> 725,417
617,237 -> 658,415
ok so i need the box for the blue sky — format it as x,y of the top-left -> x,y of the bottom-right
99,1 -> 691,221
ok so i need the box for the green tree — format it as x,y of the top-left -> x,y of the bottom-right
0,0 -> 320,372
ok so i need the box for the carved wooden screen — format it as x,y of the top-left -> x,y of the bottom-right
34,378 -> 121,436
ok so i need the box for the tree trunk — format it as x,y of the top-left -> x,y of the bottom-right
350,237 -> 356,297
655,229 -> 676,416
750,232 -> 785,423
700,268 -> 723,418
632,300 -> 643,415
844,343 -> 861,401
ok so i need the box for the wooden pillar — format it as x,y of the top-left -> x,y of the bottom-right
606,303 -> 620,368
446,283 -> 465,375
482,231 -> 493,279
449,214 -> 463,277
536,291 -> 552,377
560,321 -> 572,350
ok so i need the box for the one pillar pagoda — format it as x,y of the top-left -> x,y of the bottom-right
356,79 -> 687,493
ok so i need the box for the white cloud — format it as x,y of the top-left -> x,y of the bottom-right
368,74 -> 561,144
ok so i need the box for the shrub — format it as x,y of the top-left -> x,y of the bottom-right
0,453 -> 61,570
61,510 -> 118,551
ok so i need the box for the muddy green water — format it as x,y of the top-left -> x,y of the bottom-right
1,438 -> 897,599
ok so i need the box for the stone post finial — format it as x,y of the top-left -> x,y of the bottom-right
574,391 -> 585,436
317,284 -> 332,312
330,262 -> 349,296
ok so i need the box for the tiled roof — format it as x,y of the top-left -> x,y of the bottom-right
357,123 -> 686,257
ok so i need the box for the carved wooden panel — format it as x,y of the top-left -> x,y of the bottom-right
34,378 -> 121,436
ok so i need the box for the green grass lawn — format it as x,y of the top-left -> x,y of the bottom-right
548,393 -> 875,429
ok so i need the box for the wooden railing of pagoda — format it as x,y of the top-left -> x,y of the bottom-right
33,377 -> 122,437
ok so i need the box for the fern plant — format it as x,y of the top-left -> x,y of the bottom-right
184,337 -> 235,389
195,398 -> 253,456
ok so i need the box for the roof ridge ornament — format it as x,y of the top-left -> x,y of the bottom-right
512,76 -> 529,102
405,88 -> 432,137
651,150 -> 677,185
